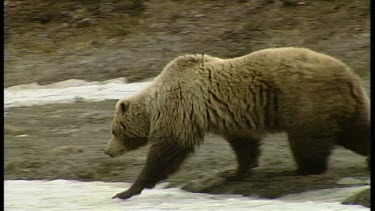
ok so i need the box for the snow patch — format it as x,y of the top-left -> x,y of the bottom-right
5,78 -> 152,108
4,180 -> 369,211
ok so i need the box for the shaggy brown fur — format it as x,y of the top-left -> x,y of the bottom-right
105,47 -> 370,200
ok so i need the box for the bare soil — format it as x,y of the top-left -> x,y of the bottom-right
4,0 -> 370,205
5,0 -> 370,87
4,101 -> 370,199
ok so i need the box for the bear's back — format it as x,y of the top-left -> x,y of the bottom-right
237,47 -> 354,78
208,47 -> 363,97
197,47 -> 366,133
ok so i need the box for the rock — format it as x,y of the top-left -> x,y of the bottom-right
61,23 -> 70,28
342,188 -> 371,208
280,0 -> 305,6
194,14 -> 206,18
76,18 -> 92,28
48,146 -> 85,155
5,125 -> 29,136
15,134 -> 29,138
74,96 -> 85,103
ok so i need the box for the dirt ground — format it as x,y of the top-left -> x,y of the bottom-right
4,0 -> 370,206
5,0 -> 370,87
4,101 -> 370,199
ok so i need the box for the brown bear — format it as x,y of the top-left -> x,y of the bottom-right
104,47 -> 370,200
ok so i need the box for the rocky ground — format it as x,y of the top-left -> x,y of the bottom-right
4,0 -> 370,208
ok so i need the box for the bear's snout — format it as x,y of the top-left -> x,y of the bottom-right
104,148 -> 125,158
104,149 -> 114,158
105,137 -> 126,158
104,147 -> 124,158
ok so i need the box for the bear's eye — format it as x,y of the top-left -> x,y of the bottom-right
112,129 -> 116,136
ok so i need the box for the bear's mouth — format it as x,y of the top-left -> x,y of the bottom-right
112,149 -> 126,158
104,148 -> 126,158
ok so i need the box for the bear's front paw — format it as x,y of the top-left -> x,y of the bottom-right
112,191 -> 133,200
112,189 -> 141,200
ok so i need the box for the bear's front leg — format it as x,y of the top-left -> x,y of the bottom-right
112,140 -> 194,200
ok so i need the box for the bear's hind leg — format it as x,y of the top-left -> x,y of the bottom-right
287,131 -> 335,175
224,135 -> 261,179
336,116 -> 370,168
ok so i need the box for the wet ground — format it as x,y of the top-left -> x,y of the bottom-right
4,0 -> 370,207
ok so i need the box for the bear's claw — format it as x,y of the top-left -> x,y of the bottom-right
112,191 -> 133,200
112,187 -> 143,200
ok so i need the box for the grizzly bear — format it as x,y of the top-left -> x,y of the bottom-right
105,47 -> 370,200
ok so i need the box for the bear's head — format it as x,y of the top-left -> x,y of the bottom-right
105,99 -> 149,158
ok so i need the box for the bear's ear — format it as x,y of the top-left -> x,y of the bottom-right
116,100 -> 130,115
